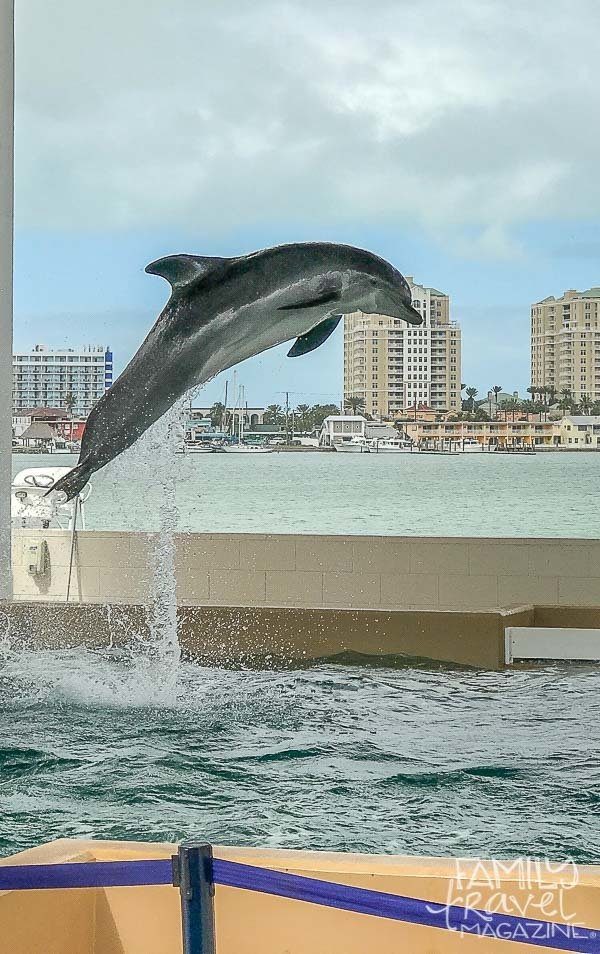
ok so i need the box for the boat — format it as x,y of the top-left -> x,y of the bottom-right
183,442 -> 215,454
334,436 -> 371,453
223,443 -> 274,454
461,438 -> 483,453
222,384 -> 273,452
11,466 -> 91,530
0,837 -> 597,953
368,437 -> 416,453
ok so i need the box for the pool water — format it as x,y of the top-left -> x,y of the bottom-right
12,451 -> 600,536
0,647 -> 598,862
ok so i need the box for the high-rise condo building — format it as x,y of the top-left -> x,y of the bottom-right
531,287 -> 600,403
13,344 -> 113,416
343,278 -> 461,418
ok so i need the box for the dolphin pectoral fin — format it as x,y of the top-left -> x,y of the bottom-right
287,315 -> 342,357
145,254 -> 229,291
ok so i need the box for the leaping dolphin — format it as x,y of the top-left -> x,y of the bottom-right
51,242 -> 422,499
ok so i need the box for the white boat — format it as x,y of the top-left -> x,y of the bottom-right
369,437 -> 416,453
183,443 -> 215,454
11,466 -> 91,530
461,438 -> 483,452
223,443 -> 274,454
334,436 -> 371,453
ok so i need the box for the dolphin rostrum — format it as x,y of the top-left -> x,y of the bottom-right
51,242 -> 422,499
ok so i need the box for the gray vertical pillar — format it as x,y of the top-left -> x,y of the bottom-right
0,0 -> 14,599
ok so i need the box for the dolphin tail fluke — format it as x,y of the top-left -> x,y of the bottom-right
46,461 -> 94,501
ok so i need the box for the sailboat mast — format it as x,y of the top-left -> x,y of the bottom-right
231,371 -> 238,439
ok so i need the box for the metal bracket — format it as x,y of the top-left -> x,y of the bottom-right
173,843 -> 216,954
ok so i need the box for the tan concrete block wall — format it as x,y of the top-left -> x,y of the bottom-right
11,531 -> 600,610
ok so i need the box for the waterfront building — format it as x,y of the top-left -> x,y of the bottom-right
531,286 -> 600,403
556,415 -> 600,447
319,415 -> 366,447
12,407 -> 86,441
319,415 -> 398,447
13,344 -> 113,417
404,415 -> 600,448
479,391 -> 522,418
396,403 -> 440,423
190,406 -> 266,428
343,278 -> 461,419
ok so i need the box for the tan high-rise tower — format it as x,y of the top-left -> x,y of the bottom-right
531,287 -> 600,402
343,278 -> 461,418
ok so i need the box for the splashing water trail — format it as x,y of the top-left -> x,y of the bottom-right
141,396 -> 190,697
104,393 -> 193,703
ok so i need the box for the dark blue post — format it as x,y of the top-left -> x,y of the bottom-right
172,843 -> 215,954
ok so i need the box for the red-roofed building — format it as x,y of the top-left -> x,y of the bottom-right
13,408 -> 86,441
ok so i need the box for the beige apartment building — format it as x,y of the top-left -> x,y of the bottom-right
531,286 -> 600,402
344,278 -> 461,418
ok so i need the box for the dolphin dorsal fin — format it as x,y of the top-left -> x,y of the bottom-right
145,254 -> 228,291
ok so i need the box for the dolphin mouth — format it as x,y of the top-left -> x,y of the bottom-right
371,302 -> 423,325
401,303 -> 423,325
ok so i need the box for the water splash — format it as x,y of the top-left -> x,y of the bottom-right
92,393 -> 195,703
132,396 -> 192,698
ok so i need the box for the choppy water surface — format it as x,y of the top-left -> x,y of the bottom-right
12,451 -> 600,536
0,647 -> 598,861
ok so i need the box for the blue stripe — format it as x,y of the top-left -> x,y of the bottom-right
212,859 -> 599,953
0,855 -> 597,952
0,859 -> 172,890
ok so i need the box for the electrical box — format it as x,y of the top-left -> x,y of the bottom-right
26,540 -> 50,577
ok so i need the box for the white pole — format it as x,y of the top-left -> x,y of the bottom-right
0,0 -> 14,600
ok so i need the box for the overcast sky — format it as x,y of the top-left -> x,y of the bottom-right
14,0 -> 600,405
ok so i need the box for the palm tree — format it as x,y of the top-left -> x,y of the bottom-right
498,399 -> 511,422
500,398 -> 520,422
63,391 -> 77,440
557,397 -> 573,414
64,391 -> 76,414
527,385 -> 538,403
311,404 -> 342,428
209,401 -> 226,428
557,388 -> 575,416
546,385 -> 557,407
344,394 -> 366,415
491,385 -> 503,418
465,387 -> 478,411
579,393 -> 593,415
264,403 -> 284,425
295,403 -> 311,432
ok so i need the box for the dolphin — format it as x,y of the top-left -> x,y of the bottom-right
50,242 -> 422,499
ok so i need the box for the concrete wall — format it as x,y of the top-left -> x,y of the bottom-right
12,530 -> 600,611
5,600 -> 529,669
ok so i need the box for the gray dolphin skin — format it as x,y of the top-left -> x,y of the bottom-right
51,242 -> 422,500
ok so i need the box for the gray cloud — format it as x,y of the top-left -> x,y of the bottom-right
15,0 -> 600,256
